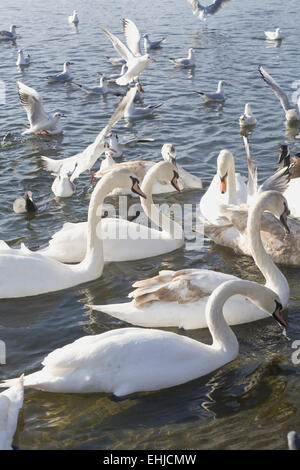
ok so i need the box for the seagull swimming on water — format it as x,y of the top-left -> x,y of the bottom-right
167,48 -> 195,68
45,61 -> 73,83
16,49 -> 30,66
106,131 -> 154,157
17,81 -> 66,135
143,33 -> 166,51
68,10 -> 79,25
195,80 -> 227,102
187,0 -> 231,21
123,83 -> 163,119
264,28 -> 284,40
101,19 -> 154,88
73,74 -> 109,95
259,65 -> 300,124
239,103 -> 257,127
0,25 -> 17,40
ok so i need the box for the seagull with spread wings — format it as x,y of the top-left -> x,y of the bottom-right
187,0 -> 231,21
100,19 -> 154,89
17,81 -> 66,135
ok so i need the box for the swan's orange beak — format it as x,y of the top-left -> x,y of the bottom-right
131,177 -> 147,199
220,175 -> 227,194
171,171 -> 180,192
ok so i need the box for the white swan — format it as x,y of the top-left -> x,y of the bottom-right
0,280 -> 285,396
41,87 -> 136,183
37,160 -> 183,263
96,143 -> 202,194
91,191 -> 290,329
0,167 -> 146,299
239,103 -> 257,127
0,375 -> 24,450
200,149 -> 247,224
0,281 -> 286,396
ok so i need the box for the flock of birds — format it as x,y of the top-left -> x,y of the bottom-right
0,0 -> 299,451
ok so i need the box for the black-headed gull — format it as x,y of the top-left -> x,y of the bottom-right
45,61 -> 73,83
239,103 -> 257,127
0,374 -> 24,450
143,33 -> 166,51
16,49 -> 30,66
73,74 -> 109,95
195,80 -> 227,102
264,28 -> 284,40
0,25 -> 17,40
123,83 -> 163,119
259,65 -> 300,124
41,87 -> 137,184
101,19 -> 154,87
68,10 -> 79,25
167,48 -> 195,68
51,165 -> 77,198
13,191 -> 37,214
17,81 -> 66,135
187,0 -> 231,20
106,131 -> 154,157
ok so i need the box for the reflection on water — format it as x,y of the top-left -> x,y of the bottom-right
0,0 -> 299,451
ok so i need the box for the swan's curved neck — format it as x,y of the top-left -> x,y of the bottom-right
77,172 -> 118,275
141,163 -> 183,240
206,280 -> 271,353
248,198 -> 289,306
226,158 -> 237,205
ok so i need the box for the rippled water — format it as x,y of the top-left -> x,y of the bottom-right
0,0 -> 299,450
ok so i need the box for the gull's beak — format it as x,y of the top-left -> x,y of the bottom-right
105,133 -> 112,138
171,170 -> 181,192
131,178 -> 147,199
220,175 -> 227,194
272,300 -> 287,328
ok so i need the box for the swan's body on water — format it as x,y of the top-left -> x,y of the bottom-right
37,160 -> 184,263
0,167 -> 146,299
0,281 -> 284,396
0,375 -> 24,450
91,191 -> 290,329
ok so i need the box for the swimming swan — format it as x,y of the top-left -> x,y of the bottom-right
37,160 -> 183,263
0,281 -> 285,396
0,374 -> 24,450
0,168 -> 146,299
91,191 -> 290,329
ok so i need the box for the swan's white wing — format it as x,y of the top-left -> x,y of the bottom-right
17,81 -> 49,126
206,0 -> 231,15
100,27 -> 133,62
123,18 -> 142,56
187,0 -> 200,14
259,66 -> 291,111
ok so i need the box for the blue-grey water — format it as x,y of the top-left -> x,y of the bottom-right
0,0 -> 299,450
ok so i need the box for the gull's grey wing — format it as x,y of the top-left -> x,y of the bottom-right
100,27 -> 133,63
122,18 -> 142,56
206,0 -> 231,15
259,66 -> 291,111
17,81 -> 49,126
